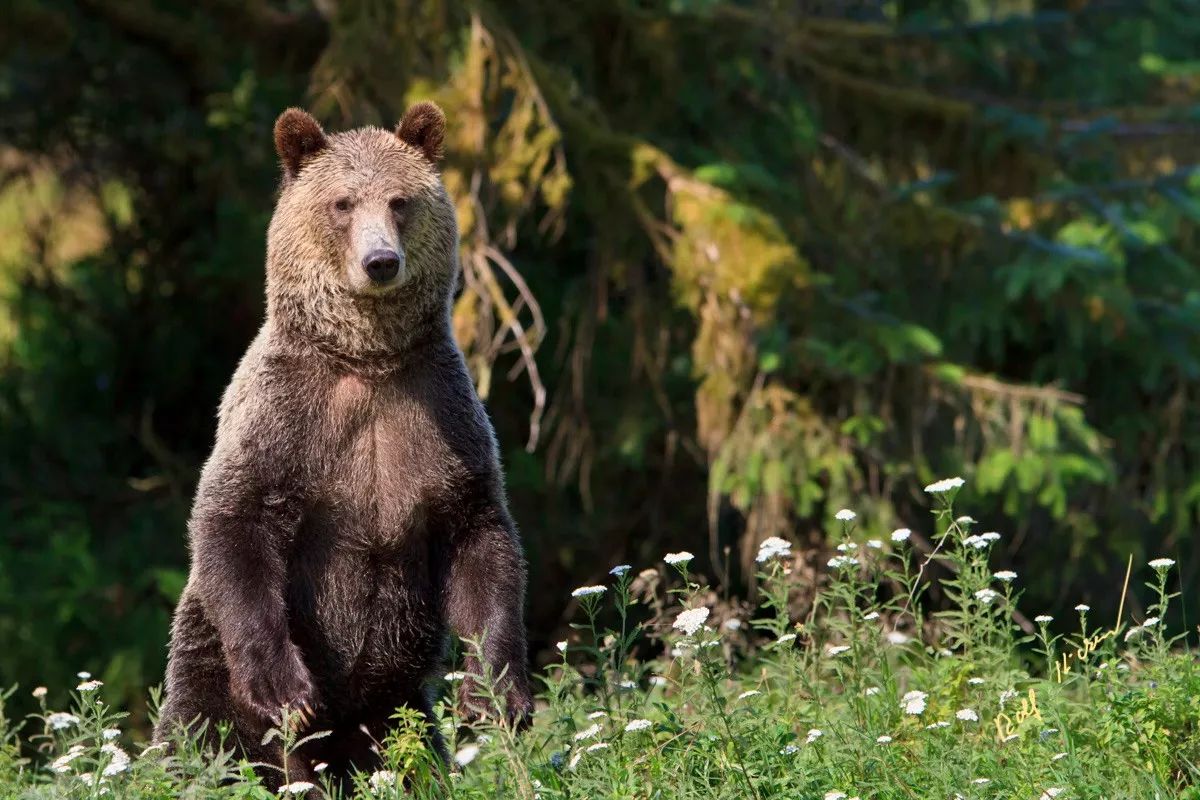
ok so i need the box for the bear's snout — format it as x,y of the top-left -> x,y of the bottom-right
363,249 -> 402,284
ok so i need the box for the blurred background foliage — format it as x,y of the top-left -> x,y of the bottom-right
2,0 -> 1200,727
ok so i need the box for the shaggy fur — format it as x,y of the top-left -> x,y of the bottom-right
155,105 -> 531,788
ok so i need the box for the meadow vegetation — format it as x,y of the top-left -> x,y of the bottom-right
4,2 -> 1200,715
5,481 -> 1197,799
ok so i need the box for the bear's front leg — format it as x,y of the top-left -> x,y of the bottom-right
187,451 -> 320,729
443,493 -> 533,729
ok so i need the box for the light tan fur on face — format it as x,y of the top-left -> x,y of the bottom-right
266,127 -> 460,371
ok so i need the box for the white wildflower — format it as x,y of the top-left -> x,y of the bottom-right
980,532 -> 1001,542
609,564 -> 631,577
723,618 -> 743,630
586,742 -> 609,752
77,671 -> 91,680
1040,789 -> 1064,799
955,708 -> 979,722
775,633 -> 797,645
279,781 -> 316,795
649,676 -> 668,687
737,690 -> 761,700
924,477 -> 965,494
963,535 -> 989,549
824,793 -> 847,800
664,551 -> 693,565
925,721 -> 950,730
1149,558 -> 1175,569
956,516 -> 976,525
624,719 -> 652,732
780,744 -> 800,756
101,728 -> 120,741
76,680 -> 103,692
1035,615 -> 1054,624
891,528 -> 912,543
755,537 -> 792,562
876,735 -> 892,744
1143,616 -> 1161,628
1124,626 -> 1145,642
50,744 -> 86,773
901,690 -> 927,715
806,728 -> 823,744
587,711 -> 608,719
32,686 -> 47,699
47,712 -> 79,730
672,607 -> 710,636
972,778 -> 991,785
1002,733 -> 1020,743
864,686 -> 881,696
886,631 -> 911,645
974,588 -> 999,605
863,611 -> 880,620
568,752 -> 582,770
101,744 -> 129,777
454,744 -> 480,766
826,645 -> 851,656
556,641 -> 568,653
444,671 -> 466,681
1052,752 -> 1068,761
836,542 -> 858,552
574,724 -> 601,742
1074,604 -> 1090,613
968,677 -> 985,685
369,770 -> 397,789
571,585 -> 607,598
993,570 -> 1017,582
313,763 -> 328,773
835,509 -> 856,521
827,555 -> 859,569
867,539 -> 883,549
999,689 -> 1018,706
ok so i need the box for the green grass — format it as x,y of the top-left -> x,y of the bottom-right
4,482 -> 1200,798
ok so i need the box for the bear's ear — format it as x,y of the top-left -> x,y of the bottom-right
396,101 -> 445,163
274,108 -> 328,183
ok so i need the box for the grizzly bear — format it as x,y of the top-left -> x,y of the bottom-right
154,103 -> 532,787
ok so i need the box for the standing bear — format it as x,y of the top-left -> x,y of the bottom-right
155,103 -> 532,785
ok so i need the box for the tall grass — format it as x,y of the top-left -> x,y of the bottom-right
4,480 -> 1198,798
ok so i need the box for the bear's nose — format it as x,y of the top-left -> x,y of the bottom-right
363,249 -> 400,283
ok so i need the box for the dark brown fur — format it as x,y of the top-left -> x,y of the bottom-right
155,105 -> 531,788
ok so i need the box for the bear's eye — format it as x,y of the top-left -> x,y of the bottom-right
333,197 -> 352,213
389,197 -> 408,215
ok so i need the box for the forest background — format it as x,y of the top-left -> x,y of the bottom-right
2,0 -> 1199,732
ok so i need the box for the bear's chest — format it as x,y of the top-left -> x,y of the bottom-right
310,373 -> 459,544
286,374 -> 455,691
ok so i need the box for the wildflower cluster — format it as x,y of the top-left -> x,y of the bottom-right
5,480 -> 1197,799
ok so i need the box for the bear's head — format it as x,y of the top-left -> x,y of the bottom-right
265,103 -> 459,365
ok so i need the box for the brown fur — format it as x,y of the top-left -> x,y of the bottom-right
274,108 -> 329,184
395,101 -> 445,163
155,104 -> 531,788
